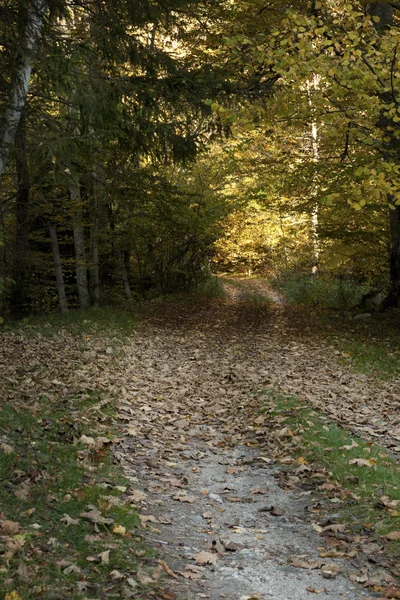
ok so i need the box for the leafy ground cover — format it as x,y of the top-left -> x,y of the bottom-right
0,314 -> 166,600
262,392 -> 400,556
5,307 -> 137,338
2,280 -> 400,599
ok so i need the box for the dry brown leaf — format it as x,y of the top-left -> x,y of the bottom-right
0,443 -> 14,454
383,531 -> 400,541
139,514 -> 157,528
14,486 -> 30,501
98,550 -> 110,565
291,557 -> 321,570
80,508 -> 114,525
128,489 -> 147,502
158,560 -> 178,578
192,551 -> 218,565
172,493 -> 196,503
323,523 -> 347,534
1,520 -> 21,535
60,513 -> 80,526
320,563 -> 341,579
137,566 -> 154,585
348,458 -> 374,468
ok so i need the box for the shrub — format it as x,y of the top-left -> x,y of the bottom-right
272,272 -> 371,309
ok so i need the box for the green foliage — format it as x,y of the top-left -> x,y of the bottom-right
272,272 -> 371,309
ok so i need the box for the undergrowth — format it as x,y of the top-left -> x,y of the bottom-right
271,273 -> 370,309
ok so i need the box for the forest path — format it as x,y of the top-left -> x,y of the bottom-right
115,282 -> 400,599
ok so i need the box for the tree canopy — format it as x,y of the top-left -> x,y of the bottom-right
1,0 -> 400,317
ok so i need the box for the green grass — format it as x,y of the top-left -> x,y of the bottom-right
330,338 -> 400,381
0,392 -> 153,599
5,307 -> 137,338
262,391 -> 400,556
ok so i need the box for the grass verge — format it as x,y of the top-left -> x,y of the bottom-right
0,393 -> 155,600
4,307 -> 137,338
262,391 -> 400,556
329,336 -> 400,381
0,311 -> 164,600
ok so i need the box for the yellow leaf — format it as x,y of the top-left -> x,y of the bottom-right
113,524 -> 126,536
298,456 -> 307,465
5,593 -> 23,600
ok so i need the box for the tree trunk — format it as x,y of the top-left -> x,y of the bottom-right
118,250 -> 133,299
49,223 -> 69,314
388,204 -> 400,307
307,74 -> 321,276
90,197 -> 100,307
71,180 -> 90,309
11,111 -> 30,314
0,0 -> 48,179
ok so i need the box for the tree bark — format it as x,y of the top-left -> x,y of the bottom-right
0,0 -> 48,179
90,197 -> 100,307
11,110 -> 30,313
118,250 -> 133,299
49,223 -> 69,314
388,204 -> 400,307
307,74 -> 321,276
71,179 -> 91,309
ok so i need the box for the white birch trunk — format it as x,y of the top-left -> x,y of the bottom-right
0,0 -> 48,178
71,179 -> 91,309
49,223 -> 69,315
307,74 -> 321,276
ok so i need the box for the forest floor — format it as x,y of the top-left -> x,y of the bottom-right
1,278 -> 400,599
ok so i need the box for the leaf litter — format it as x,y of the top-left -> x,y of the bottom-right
1,280 -> 400,598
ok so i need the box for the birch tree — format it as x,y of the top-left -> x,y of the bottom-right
0,0 -> 48,179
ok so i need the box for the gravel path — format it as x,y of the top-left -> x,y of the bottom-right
113,283 -> 399,598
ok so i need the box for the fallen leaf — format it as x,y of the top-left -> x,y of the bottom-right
291,557 -> 321,570
14,486 -> 30,501
267,505 -> 285,516
340,441 -> 359,450
158,560 -> 178,578
127,489 -> 147,502
110,570 -> 124,580
1,520 -> 21,535
60,514 -> 80,526
98,550 -> 110,565
80,507 -> 114,525
348,458 -> 374,467
383,531 -> 400,541
113,524 -> 126,535
139,514 -> 158,528
1,443 -> 14,454
172,493 -> 196,503
320,563 -> 341,579
137,566 -> 154,584
192,551 -> 218,565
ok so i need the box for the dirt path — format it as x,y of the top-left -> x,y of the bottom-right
112,283 -> 400,598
